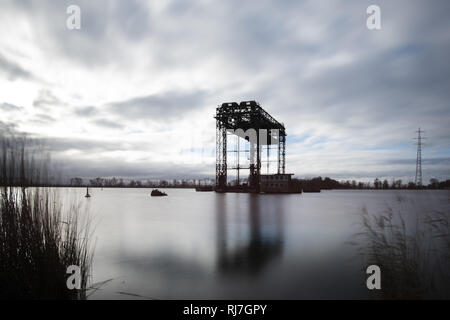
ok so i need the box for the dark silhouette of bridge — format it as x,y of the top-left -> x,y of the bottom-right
215,101 -> 299,193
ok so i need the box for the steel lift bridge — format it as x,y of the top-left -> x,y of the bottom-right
214,101 -> 286,193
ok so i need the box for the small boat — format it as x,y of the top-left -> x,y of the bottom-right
85,186 -> 91,198
151,189 -> 167,197
195,185 -> 214,192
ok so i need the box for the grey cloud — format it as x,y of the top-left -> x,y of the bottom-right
33,90 -> 65,109
0,102 -> 23,112
113,0 -> 152,41
45,137 -> 124,153
31,113 -> 57,123
1,0 -> 450,181
92,119 -> 124,129
73,106 -> 98,117
5,0 -> 152,68
230,1 -> 450,151
386,157 -> 450,166
0,53 -> 34,81
108,89 -> 209,121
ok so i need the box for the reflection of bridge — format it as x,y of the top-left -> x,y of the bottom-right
215,194 -> 284,275
215,101 -> 287,193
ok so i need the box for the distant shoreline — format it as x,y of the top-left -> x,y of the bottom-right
4,185 -> 449,191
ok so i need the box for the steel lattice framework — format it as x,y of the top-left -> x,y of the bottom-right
414,128 -> 425,186
215,101 -> 286,191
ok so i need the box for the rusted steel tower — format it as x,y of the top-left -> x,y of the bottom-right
214,101 -> 286,192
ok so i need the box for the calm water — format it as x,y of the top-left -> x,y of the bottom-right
60,188 -> 449,299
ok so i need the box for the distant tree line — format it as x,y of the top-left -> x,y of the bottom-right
295,177 -> 450,190
66,176 -> 450,190
69,177 -> 215,188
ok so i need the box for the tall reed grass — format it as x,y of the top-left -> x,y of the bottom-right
0,136 -> 93,299
356,193 -> 450,299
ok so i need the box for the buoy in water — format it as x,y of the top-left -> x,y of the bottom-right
85,186 -> 91,198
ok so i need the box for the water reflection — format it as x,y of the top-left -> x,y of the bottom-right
215,194 -> 284,275
82,189 -> 449,299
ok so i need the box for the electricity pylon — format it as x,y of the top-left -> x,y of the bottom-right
414,128 -> 425,186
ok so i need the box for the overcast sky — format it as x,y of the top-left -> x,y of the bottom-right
1,0 -> 449,183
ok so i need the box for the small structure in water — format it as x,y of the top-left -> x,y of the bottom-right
85,186 -> 91,198
260,173 -> 301,193
151,189 -> 167,197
